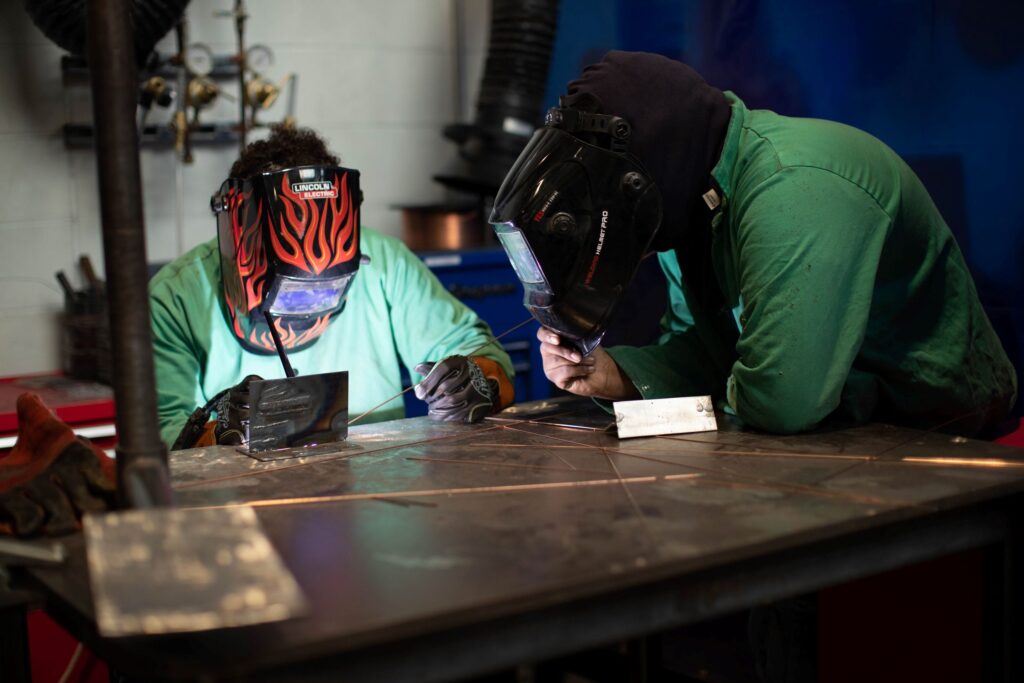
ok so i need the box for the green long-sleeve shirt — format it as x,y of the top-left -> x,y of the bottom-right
608,93 -> 1016,434
150,228 -> 513,447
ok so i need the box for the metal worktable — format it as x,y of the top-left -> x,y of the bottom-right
21,399 -> 1024,681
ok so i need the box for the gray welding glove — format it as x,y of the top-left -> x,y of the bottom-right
214,374 -> 262,445
414,356 -> 496,423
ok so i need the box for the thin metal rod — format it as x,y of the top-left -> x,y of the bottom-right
599,442 -> 661,553
86,0 -> 172,508
193,473 -> 703,510
483,441 -> 876,461
876,406 -> 991,457
900,456 -> 1024,469
601,447 -> 646,522
347,315 -> 536,427
480,442 -> 595,449
814,405 -> 993,485
235,0 -> 248,149
264,311 -> 296,377
404,456 -> 610,476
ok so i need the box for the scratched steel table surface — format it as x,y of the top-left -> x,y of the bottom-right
25,398 -> 1024,682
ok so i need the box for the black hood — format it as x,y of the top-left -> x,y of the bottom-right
563,51 -> 731,303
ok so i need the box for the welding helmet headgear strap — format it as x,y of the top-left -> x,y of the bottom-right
214,165 -> 363,353
545,104 -> 632,154
489,121 -> 662,355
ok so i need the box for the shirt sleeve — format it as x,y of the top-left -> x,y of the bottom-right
150,283 -> 205,447
727,167 -> 891,433
605,251 -> 730,399
380,239 -> 515,387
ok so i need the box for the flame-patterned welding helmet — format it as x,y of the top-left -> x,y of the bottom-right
212,166 -> 362,353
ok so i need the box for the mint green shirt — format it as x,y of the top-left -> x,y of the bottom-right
608,93 -> 1016,434
150,228 -> 513,447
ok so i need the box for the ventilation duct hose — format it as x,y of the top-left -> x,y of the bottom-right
436,0 -> 560,196
24,0 -> 190,67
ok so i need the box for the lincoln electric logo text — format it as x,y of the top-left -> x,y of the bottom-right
584,209 -> 609,285
291,181 -> 337,200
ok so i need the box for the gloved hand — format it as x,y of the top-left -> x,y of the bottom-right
0,393 -> 116,537
414,356 -> 498,423
214,374 -> 262,445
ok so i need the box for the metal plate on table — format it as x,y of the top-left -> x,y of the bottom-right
614,396 -> 718,438
488,396 -> 616,431
247,371 -> 348,453
84,506 -> 307,637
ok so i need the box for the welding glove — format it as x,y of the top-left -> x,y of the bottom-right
0,393 -> 116,537
414,355 -> 513,423
214,374 -> 263,446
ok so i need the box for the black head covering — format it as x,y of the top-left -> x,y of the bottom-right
563,51 -> 731,305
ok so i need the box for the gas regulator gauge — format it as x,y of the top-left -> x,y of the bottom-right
183,43 -> 214,77
245,44 -> 274,74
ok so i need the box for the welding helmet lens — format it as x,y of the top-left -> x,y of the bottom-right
490,120 -> 662,354
494,228 -> 546,285
267,273 -> 356,316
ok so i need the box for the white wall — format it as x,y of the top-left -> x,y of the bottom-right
0,0 -> 488,376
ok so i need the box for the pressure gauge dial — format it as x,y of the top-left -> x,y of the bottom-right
183,43 -> 214,77
245,44 -> 274,74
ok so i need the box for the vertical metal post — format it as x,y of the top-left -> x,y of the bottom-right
85,0 -> 173,508
235,0 -> 248,149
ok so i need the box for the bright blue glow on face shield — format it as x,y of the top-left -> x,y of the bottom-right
268,274 -> 355,316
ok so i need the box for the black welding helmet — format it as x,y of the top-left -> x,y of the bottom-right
213,166 -> 363,353
489,105 -> 662,355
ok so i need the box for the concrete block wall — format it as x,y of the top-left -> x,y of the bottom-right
0,0 -> 488,375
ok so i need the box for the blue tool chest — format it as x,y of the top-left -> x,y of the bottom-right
403,248 -> 552,417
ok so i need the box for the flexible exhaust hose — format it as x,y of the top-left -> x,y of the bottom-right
25,0 -> 189,67
436,0 -> 560,196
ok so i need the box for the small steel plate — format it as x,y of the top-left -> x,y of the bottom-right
247,371 -> 349,453
84,506 -> 307,637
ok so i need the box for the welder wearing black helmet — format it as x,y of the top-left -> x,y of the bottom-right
491,51 -> 1015,435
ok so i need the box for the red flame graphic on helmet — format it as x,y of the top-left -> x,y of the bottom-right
230,187 -> 268,313
269,172 -> 358,275
230,311 -> 332,352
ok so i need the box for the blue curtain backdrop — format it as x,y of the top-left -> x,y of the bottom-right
544,0 -> 1024,414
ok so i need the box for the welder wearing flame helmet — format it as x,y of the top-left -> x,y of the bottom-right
150,126 -> 514,448
491,51 -> 1015,435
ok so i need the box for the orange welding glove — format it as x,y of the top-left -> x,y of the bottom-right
0,393 -> 117,537
413,355 -> 514,423
470,356 -> 514,412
